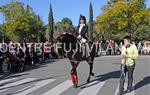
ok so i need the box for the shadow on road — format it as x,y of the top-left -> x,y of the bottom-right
95,70 -> 120,80
134,76 -> 150,91
0,59 -> 57,79
0,75 -> 61,92
4,73 -> 30,79
79,70 -> 150,91
79,70 -> 120,89
0,72 -> 30,80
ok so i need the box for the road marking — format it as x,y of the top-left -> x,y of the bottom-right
0,78 -> 16,85
11,79 -> 56,95
115,83 -> 135,95
42,80 -> 72,95
77,81 -> 105,95
0,78 -> 35,93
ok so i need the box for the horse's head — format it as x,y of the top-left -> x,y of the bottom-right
56,32 -> 77,43
55,32 -> 77,58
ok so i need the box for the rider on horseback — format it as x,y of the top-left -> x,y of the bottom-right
75,15 -> 90,58
56,19 -> 96,87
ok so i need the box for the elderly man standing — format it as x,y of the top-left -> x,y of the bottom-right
118,36 -> 138,95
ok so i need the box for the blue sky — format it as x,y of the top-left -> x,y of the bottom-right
0,0 -> 150,26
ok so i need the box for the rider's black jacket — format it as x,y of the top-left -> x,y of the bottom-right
75,25 -> 88,39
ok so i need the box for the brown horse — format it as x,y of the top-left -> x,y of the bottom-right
56,32 -> 96,88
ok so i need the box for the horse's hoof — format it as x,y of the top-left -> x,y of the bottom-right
73,85 -> 78,88
91,72 -> 95,76
87,78 -> 90,83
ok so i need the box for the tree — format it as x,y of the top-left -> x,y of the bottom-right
0,24 -> 4,42
54,17 -> 75,37
95,0 -> 150,41
48,4 -> 54,44
61,18 -> 74,33
0,1 -> 24,21
45,17 -> 75,42
0,24 -> 4,32
88,2 -> 94,40
0,1 -> 44,42
36,15 -> 45,42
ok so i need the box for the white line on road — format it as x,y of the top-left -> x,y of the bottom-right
42,80 -> 72,95
0,78 -> 35,93
0,78 -> 16,85
115,83 -> 135,95
11,79 -> 56,95
77,81 -> 105,95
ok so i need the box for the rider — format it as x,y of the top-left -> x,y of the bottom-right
76,15 -> 90,58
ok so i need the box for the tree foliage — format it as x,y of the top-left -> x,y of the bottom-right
95,0 -> 150,41
48,4 -> 54,43
0,1 -> 44,42
54,18 -> 75,36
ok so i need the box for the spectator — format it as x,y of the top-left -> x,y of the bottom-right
0,51 -> 4,73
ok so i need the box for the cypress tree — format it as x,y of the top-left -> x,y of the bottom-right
89,2 -> 93,40
48,4 -> 54,44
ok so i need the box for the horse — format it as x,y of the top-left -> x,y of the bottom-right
56,32 -> 96,88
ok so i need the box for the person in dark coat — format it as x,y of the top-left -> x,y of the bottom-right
0,51 -> 4,73
75,15 -> 90,58
76,15 -> 88,40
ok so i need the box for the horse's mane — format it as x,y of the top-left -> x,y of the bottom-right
56,32 -> 77,42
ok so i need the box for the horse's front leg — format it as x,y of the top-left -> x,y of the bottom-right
70,61 -> 79,88
87,62 -> 94,83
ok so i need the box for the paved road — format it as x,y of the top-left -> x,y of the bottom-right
0,56 -> 149,95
